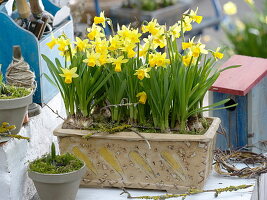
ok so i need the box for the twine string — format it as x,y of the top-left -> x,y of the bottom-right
6,57 -> 35,89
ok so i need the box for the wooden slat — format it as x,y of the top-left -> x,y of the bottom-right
210,55 -> 267,96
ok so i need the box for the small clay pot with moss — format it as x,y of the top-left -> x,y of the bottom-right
0,73 -> 33,134
28,143 -> 86,200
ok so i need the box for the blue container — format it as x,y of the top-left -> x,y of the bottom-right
210,55 -> 267,152
0,0 -> 74,104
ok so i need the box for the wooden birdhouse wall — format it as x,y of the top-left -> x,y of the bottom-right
210,55 -> 267,152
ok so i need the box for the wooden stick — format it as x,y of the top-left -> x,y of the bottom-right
16,0 -> 31,19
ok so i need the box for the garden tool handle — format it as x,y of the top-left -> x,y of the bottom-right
16,0 -> 31,19
29,0 -> 44,17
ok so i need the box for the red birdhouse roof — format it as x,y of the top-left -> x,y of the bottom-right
210,55 -> 267,96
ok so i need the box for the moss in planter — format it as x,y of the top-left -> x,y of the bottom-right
29,153 -> 84,174
0,74 -> 31,99
62,112 -> 213,136
0,85 -> 31,99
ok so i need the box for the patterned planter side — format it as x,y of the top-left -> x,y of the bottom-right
54,117 -> 220,192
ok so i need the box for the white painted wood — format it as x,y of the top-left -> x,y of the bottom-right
76,170 -> 256,200
248,76 -> 267,153
259,173 -> 267,200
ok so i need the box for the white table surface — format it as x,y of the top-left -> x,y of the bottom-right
76,170 -> 256,200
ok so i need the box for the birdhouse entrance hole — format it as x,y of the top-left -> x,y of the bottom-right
224,98 -> 237,111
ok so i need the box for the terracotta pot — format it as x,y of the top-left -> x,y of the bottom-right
54,117 -> 220,193
0,90 -> 33,134
28,165 -> 86,200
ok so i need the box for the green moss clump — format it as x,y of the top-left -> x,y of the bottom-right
29,153 -> 84,174
0,84 -> 31,99
0,71 -> 31,99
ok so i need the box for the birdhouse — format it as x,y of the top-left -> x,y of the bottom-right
0,0 -> 74,104
209,55 -> 267,152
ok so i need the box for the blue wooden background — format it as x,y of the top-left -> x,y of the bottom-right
0,0 -> 74,104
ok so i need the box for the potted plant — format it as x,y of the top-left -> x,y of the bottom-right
110,0 -> 192,26
223,0 -> 267,58
43,10 -> 238,192
28,143 -> 86,200
0,68 -> 33,134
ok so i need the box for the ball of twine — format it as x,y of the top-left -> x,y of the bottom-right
6,57 -> 35,89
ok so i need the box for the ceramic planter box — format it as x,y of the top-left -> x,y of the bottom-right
110,0 -> 192,26
54,117 -> 220,192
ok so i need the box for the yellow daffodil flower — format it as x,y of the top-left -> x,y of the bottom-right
223,1 -> 237,15
191,42 -> 208,57
99,54 -> 110,65
182,16 -> 193,32
139,43 -> 150,57
74,37 -> 89,51
92,38 -> 109,54
182,55 -> 192,67
212,47 -> 224,60
169,23 -> 181,41
121,43 -> 136,58
244,0 -> 254,6
94,11 -> 106,27
117,25 -> 131,39
182,37 -> 195,50
149,52 -> 170,67
183,38 -> 208,58
136,91 -> 147,104
108,35 -> 123,51
127,29 -> 142,44
87,24 -> 105,40
139,37 -> 156,57
189,8 -> 203,24
152,28 -> 167,48
134,67 -> 151,80
46,35 -> 57,49
57,37 -> 71,52
59,67 -> 79,84
110,56 -> 128,72
83,52 -> 101,67
142,19 -> 160,35
149,54 -> 157,67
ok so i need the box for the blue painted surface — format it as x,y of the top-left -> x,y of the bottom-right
211,0 -> 224,30
93,0 -> 110,35
0,12 -> 40,103
212,93 -> 248,150
0,0 -> 74,104
236,95 -> 248,148
94,0 -> 100,16
213,93 -> 230,149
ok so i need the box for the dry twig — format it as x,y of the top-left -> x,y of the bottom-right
129,128 -> 151,149
214,150 -> 267,178
120,184 -> 253,199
